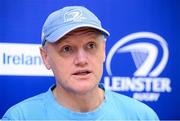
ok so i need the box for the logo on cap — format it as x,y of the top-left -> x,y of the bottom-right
64,9 -> 86,23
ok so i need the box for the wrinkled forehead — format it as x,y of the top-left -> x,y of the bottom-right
59,27 -> 104,42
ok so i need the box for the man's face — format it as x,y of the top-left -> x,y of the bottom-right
40,28 -> 106,95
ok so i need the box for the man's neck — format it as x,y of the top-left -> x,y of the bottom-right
53,85 -> 105,112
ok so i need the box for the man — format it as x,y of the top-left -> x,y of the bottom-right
2,6 -> 159,120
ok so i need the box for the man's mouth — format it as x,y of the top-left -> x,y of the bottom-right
72,70 -> 91,76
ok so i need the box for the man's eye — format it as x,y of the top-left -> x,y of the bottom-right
87,42 -> 96,49
61,46 -> 73,53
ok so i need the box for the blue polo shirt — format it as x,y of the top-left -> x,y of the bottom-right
2,84 -> 159,120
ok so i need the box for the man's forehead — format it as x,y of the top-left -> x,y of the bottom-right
57,27 -> 103,42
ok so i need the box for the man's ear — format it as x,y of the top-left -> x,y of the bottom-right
103,42 -> 106,62
40,47 -> 51,70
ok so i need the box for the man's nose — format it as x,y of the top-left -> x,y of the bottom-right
74,49 -> 88,66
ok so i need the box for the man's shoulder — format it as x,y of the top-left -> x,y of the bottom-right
106,90 -> 159,120
13,92 -> 46,108
107,90 -> 146,107
2,91 -> 48,120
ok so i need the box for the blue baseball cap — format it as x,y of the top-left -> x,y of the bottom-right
41,6 -> 110,46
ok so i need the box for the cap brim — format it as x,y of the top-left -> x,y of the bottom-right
46,23 -> 110,43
